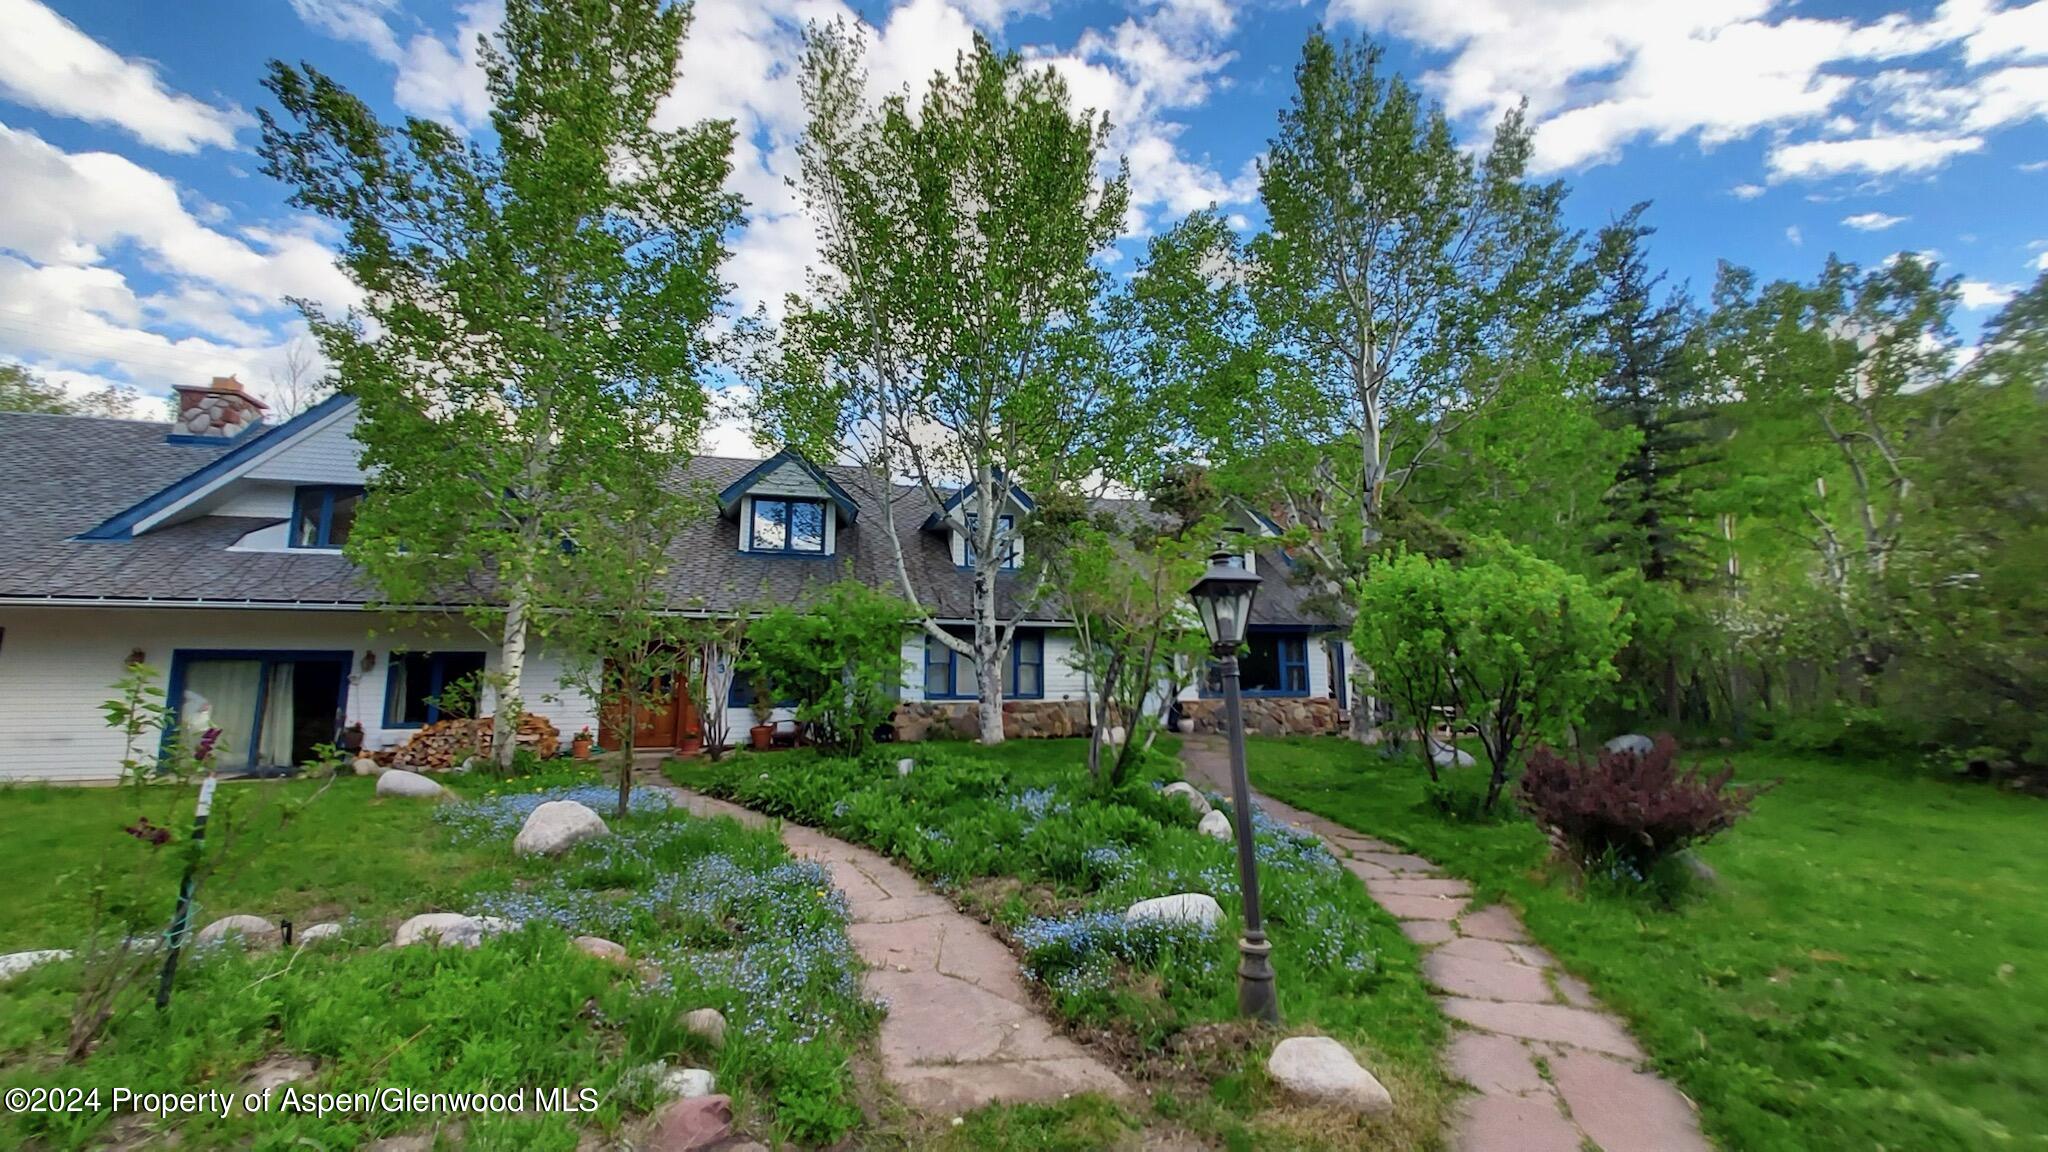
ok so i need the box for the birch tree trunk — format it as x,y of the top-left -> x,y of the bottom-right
495,584 -> 531,770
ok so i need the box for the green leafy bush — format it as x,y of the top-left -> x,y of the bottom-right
741,581 -> 910,752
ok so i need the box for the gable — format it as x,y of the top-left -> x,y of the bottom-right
244,405 -> 365,486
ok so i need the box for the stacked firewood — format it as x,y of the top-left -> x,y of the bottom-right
390,714 -> 561,770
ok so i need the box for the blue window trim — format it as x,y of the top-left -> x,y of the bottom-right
960,513 -> 1018,570
746,496 -> 830,554
290,485 -> 364,550
381,650 -> 488,730
923,630 -> 1043,699
164,648 -> 354,771
1201,632 -> 1311,699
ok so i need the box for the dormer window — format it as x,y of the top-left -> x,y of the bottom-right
749,497 -> 827,554
290,486 -> 363,550
963,513 -> 1019,569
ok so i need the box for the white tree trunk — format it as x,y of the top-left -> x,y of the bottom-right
495,587 -> 531,770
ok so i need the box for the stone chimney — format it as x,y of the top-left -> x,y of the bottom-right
173,375 -> 268,439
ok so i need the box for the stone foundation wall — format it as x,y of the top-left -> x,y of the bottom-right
893,696 -> 1340,741
891,699 -> 1092,742
1180,696 -> 1342,737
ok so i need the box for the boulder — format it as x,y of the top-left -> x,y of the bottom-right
896,757 -> 915,777
512,800 -> 609,857
243,1054 -> 315,1095
1162,781 -> 1212,816
1605,733 -> 1655,758
1197,810 -> 1233,841
1124,893 -> 1224,930
573,935 -> 630,965
681,1007 -> 727,1049
664,1068 -> 717,1099
375,769 -> 445,799
1428,742 -> 1476,769
297,922 -> 345,946
0,949 -> 71,981
649,1094 -> 732,1151
352,757 -> 383,777
196,915 -> 282,950
1266,1035 -> 1394,1114
394,913 -> 514,949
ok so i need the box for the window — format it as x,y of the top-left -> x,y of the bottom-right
924,630 -> 1042,699
1206,632 -> 1309,696
384,651 -> 486,728
291,486 -> 363,549
749,497 -> 827,553
963,513 -> 1018,569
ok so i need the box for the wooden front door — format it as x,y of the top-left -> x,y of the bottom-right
597,664 -> 700,751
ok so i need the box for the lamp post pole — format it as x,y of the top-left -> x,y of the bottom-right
1216,642 -> 1279,1023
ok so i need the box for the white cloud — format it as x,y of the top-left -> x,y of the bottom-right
1842,210 -> 1908,230
0,0 -> 246,152
289,0 -> 498,128
1959,279 -> 2018,308
2036,249 -> 2048,270
1326,0 -> 2048,180
1786,225 -> 1803,246
1767,131 -> 1986,180
1731,183 -> 1766,199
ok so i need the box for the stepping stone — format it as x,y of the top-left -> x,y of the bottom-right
1446,1032 -> 1549,1096
1366,876 -> 1472,899
1451,1093 -> 1583,1152
1400,920 -> 1455,945
1424,951 -> 1556,1003
1375,893 -> 1469,921
1344,858 -> 1397,882
1331,835 -> 1398,855
1552,971 -> 1597,1008
1548,1048 -> 1710,1152
1458,904 -> 1529,942
1508,942 -> 1558,967
1436,936 -> 1533,966
1353,851 -> 1439,874
1440,998 -> 1644,1059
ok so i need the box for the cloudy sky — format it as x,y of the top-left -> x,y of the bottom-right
3,0 -> 2045,435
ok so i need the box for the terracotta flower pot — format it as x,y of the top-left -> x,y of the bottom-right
571,735 -> 593,759
750,724 -> 774,751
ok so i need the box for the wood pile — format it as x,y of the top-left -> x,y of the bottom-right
390,714 -> 561,770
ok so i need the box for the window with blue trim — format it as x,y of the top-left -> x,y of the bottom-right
749,497 -> 826,553
924,630 -> 1042,699
1205,633 -> 1308,696
385,651 -> 486,727
291,485 -> 364,549
962,514 -> 1018,569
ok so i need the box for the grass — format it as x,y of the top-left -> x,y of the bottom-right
1246,736 -> 2048,1152
671,738 -> 1456,1151
0,766 -> 877,1149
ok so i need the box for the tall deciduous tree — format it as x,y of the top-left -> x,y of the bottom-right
260,0 -> 738,767
760,23 -> 1129,743
1704,254 -> 1957,694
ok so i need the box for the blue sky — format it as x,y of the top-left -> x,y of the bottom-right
3,0 -> 2044,438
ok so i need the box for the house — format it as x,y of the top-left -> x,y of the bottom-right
0,377 -> 1352,783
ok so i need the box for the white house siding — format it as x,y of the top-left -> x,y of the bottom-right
0,605 -> 597,782
244,406 -> 364,485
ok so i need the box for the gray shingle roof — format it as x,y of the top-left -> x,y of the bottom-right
0,412 -> 1333,627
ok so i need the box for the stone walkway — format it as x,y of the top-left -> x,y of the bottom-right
1177,738 -> 1710,1152
653,783 -> 1131,1115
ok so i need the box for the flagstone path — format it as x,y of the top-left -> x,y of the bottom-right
652,782 -> 1130,1115
1178,737 -> 1711,1152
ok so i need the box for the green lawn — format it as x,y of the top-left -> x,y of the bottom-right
1246,736 -> 2048,1152
0,769 -> 876,1149
0,775 -> 516,952
673,738 -> 1457,1152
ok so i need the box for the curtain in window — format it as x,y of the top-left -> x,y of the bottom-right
259,662 -> 296,766
181,659 -> 262,768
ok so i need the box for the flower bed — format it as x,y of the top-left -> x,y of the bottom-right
671,739 -> 1453,1146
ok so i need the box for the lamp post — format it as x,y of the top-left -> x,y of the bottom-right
1187,547 -> 1278,1023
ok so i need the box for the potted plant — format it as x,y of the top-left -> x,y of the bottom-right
749,720 -> 774,751
570,726 -> 594,759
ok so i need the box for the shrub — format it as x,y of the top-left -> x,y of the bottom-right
1517,735 -> 1771,877
742,581 -> 909,753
